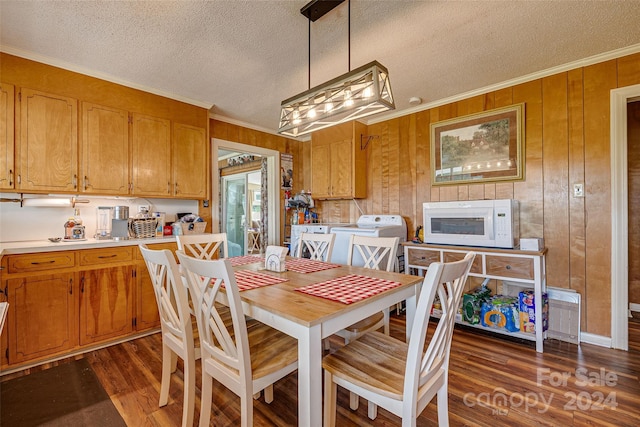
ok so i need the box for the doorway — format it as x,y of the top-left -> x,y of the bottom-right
212,139 -> 280,248
221,171 -> 261,255
610,84 -> 640,351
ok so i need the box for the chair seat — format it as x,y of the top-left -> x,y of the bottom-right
341,312 -> 384,335
247,322 -> 298,379
323,331 -> 406,400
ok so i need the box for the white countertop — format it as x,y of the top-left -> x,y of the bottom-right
0,236 -> 178,256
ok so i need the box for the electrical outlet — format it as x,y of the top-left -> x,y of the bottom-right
573,183 -> 584,198
138,205 -> 149,213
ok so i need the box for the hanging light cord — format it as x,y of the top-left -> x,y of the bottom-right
348,0 -> 351,71
308,17 -> 311,90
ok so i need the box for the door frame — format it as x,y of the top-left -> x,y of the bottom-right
610,83 -> 640,350
212,139 -> 280,246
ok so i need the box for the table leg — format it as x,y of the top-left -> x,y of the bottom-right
297,324 -> 323,427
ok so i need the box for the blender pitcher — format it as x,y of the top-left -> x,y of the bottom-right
95,206 -> 113,239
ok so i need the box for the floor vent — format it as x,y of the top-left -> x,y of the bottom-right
547,287 -> 581,344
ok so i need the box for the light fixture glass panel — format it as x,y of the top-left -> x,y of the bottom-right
278,60 -> 394,137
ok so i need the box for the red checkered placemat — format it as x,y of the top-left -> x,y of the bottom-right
285,258 -> 340,274
224,270 -> 288,291
295,274 -> 402,304
229,255 -> 263,267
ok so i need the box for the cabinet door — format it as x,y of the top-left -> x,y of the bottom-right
172,123 -> 207,198
311,144 -> 331,198
80,102 -> 129,194
79,265 -> 133,345
18,88 -> 78,192
0,280 -> 8,368
0,82 -> 15,190
131,113 -> 171,196
8,274 -> 77,364
330,139 -> 353,197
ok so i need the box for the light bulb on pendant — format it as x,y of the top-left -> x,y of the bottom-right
362,73 -> 374,98
292,106 -> 301,124
344,87 -> 354,107
324,90 -> 333,112
307,107 -> 316,118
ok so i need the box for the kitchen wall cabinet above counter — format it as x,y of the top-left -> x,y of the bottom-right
311,121 -> 368,200
0,53 -> 209,199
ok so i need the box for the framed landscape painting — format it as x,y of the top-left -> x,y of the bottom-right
430,103 -> 525,185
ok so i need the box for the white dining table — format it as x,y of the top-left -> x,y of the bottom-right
230,258 -> 423,427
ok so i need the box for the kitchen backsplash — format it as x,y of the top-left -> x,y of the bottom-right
0,193 -> 198,242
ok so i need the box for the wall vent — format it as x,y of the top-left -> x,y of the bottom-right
546,287 -> 581,344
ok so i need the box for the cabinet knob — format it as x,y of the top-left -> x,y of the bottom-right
506,265 -> 512,270
9,169 -> 13,186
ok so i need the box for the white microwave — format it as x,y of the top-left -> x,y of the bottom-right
423,199 -> 519,248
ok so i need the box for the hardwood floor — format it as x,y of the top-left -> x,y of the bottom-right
3,314 -> 640,426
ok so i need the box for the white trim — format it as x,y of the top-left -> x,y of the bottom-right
212,139 -> 280,246
0,45 -> 213,109
369,43 -> 640,125
629,303 -> 640,313
610,84 -> 640,351
580,332 -> 612,349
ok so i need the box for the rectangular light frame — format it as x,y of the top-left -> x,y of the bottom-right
278,60 -> 394,137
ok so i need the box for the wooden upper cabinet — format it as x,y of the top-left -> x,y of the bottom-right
131,113 -> 171,197
17,88 -> 78,192
311,121 -> 367,199
0,82 -> 15,190
80,102 -> 130,195
172,123 -> 207,198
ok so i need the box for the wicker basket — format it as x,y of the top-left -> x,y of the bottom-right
180,222 -> 207,235
130,218 -> 157,239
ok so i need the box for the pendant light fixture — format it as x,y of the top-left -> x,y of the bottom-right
278,0 -> 395,137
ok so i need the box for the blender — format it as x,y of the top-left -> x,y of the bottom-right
95,206 -> 113,240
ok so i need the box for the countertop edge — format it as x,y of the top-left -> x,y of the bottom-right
0,236 -> 178,257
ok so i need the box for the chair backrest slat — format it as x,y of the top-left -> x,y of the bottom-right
296,232 -> 336,262
177,233 -> 229,260
347,235 -> 399,272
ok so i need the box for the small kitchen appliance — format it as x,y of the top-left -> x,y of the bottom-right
95,206 -> 113,240
111,205 -> 130,240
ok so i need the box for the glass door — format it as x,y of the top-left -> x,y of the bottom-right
222,175 -> 247,255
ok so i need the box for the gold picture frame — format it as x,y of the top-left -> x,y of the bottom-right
431,103 -> 525,185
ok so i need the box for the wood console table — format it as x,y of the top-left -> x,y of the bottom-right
403,242 -> 547,352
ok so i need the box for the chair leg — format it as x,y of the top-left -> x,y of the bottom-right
199,374 -> 213,427
436,383 -> 450,427
159,343 -> 172,407
182,354 -> 196,427
323,370 -> 337,427
349,391 -> 359,410
263,384 -> 274,403
240,394 -> 252,427
367,400 -> 378,420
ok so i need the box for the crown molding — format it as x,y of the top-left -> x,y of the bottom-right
0,45 -> 214,109
367,43 -> 640,125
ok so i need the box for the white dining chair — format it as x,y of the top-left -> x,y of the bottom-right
333,234 -> 399,409
323,251 -> 476,426
176,252 -> 299,427
295,232 -> 336,261
139,244 -> 200,427
176,232 -> 229,260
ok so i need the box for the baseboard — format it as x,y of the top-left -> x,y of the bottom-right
580,332 -> 612,348
629,303 -> 640,313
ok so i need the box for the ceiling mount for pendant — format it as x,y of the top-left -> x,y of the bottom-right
278,0 -> 395,138
300,0 -> 345,22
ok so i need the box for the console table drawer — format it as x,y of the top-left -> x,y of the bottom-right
443,251 -> 483,274
485,255 -> 534,280
406,248 -> 440,267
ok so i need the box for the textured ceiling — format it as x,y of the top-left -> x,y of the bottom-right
1,1 -> 640,137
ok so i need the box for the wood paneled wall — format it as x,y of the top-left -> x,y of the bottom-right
312,53 -> 640,337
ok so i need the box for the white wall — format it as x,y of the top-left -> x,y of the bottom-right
0,193 -> 198,242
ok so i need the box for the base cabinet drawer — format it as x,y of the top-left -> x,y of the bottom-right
7,252 -> 75,274
406,248 -> 440,268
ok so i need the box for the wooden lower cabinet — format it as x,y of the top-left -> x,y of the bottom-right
79,265 -> 133,345
7,273 -> 78,364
